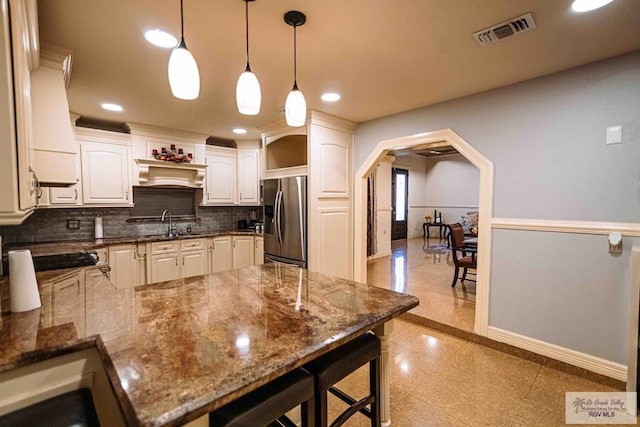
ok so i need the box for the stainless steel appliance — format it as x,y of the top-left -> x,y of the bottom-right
263,176 -> 307,267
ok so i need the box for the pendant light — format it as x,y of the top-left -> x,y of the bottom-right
284,11 -> 307,127
168,0 -> 200,100
236,0 -> 261,115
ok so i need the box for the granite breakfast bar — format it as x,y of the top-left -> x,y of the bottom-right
0,263 -> 419,426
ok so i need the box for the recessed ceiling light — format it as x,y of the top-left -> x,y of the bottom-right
233,128 -> 247,135
321,92 -> 341,102
571,0 -> 615,12
429,150 -> 440,155
101,103 -> 123,112
144,29 -> 178,48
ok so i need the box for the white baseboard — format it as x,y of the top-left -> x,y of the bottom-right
487,326 -> 627,381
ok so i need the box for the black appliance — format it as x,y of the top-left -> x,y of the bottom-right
1,251 -> 98,276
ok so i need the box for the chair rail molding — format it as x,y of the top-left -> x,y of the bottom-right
491,218 -> 640,236
354,128 -> 494,337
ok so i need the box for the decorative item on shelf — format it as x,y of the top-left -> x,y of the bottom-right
152,145 -> 192,163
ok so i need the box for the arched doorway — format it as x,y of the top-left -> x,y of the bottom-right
354,129 -> 494,336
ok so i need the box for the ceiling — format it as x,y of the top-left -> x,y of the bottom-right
38,0 -> 640,140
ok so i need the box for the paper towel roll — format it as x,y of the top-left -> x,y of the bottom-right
9,250 -> 41,312
95,216 -> 103,239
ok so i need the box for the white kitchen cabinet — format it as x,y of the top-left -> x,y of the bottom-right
0,0 -> 38,224
204,147 -> 236,205
108,244 -> 138,289
237,148 -> 259,204
48,152 -> 82,206
150,253 -> 180,284
210,236 -> 232,273
254,236 -> 264,265
180,238 -> 207,278
181,251 -> 207,278
78,128 -> 133,206
232,235 -> 254,270
41,272 -> 85,335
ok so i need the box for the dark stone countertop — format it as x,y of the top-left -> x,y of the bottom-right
2,230 -> 262,257
0,264 -> 419,426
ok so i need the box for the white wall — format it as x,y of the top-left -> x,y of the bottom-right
354,52 -> 640,366
393,153 -> 480,238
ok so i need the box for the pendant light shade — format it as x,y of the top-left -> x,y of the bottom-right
285,85 -> 307,127
236,0 -> 261,115
168,0 -> 200,100
284,11 -> 306,127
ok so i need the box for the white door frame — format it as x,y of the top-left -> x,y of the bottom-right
354,128 -> 494,336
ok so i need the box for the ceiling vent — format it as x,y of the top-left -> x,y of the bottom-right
472,13 -> 536,46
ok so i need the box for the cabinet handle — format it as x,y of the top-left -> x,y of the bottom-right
175,258 -> 178,266
74,189 -> 78,200
212,242 -> 215,250
126,190 -> 129,200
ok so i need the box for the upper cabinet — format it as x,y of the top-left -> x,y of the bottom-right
262,130 -> 308,179
30,47 -> 78,186
0,0 -> 39,225
77,127 -> 133,206
237,147 -> 259,204
203,141 -> 261,206
204,146 -> 237,205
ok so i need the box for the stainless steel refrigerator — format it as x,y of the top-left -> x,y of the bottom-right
263,176 -> 307,268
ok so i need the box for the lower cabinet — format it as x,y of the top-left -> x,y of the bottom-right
232,235 -> 255,270
108,244 -> 139,289
150,253 -> 180,283
147,238 -> 207,284
210,236 -> 232,273
41,272 -> 85,335
255,236 -> 264,265
180,238 -> 207,278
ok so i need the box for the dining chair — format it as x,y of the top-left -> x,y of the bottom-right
448,223 -> 477,287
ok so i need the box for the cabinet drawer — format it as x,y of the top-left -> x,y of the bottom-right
181,238 -> 205,252
150,240 -> 180,255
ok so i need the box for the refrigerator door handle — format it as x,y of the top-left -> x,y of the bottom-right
275,190 -> 284,246
296,177 -> 305,261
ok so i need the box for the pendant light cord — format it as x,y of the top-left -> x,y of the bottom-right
245,0 -> 251,71
292,24 -> 298,90
179,0 -> 186,47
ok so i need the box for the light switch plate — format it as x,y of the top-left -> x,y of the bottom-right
606,126 -> 622,145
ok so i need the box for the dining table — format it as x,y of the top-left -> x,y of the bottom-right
0,263 -> 419,426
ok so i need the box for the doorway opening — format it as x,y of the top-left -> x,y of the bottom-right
391,168 -> 408,241
354,129 -> 494,336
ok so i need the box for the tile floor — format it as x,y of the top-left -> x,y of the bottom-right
368,237 -> 476,332
328,320 -> 627,426
356,237 -> 632,426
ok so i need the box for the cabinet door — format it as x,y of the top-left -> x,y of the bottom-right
150,253 -> 180,284
85,268 -> 132,338
50,273 -> 85,335
254,236 -> 264,265
211,236 -> 232,273
205,153 -> 236,204
232,236 -> 254,270
49,186 -> 80,205
181,250 -> 207,278
237,149 -> 259,204
81,141 -> 131,204
108,244 -> 138,289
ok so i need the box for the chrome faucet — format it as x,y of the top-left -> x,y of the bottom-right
161,210 -> 177,237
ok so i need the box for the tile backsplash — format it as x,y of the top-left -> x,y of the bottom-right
0,206 -> 262,244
